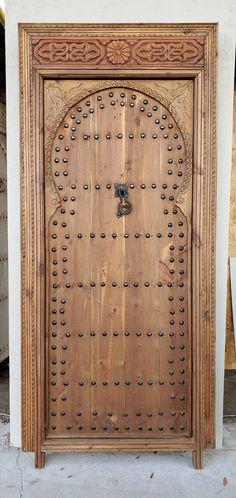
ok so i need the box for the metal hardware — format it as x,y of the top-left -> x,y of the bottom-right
114,183 -> 132,218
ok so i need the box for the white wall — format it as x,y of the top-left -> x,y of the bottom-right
5,0 -> 236,448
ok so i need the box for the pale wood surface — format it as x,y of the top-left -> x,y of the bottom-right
0,101 -> 8,363
225,88 -> 236,369
19,23 -> 217,468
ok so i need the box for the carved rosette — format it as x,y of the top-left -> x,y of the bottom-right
33,37 -> 204,67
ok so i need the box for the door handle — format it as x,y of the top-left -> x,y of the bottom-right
114,183 -> 132,218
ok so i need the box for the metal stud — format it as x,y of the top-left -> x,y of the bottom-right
140,133 -> 146,139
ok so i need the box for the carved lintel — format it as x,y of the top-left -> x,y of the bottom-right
33,37 -> 204,68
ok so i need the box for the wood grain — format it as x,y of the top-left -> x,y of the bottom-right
19,23 -> 217,468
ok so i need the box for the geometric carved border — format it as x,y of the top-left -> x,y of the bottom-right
19,23 -> 217,466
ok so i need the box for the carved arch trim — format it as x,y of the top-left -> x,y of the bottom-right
45,80 -> 192,219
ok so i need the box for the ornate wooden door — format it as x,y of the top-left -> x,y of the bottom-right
45,80 -> 193,441
20,24 -> 217,469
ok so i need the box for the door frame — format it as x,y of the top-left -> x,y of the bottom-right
19,23 -> 217,467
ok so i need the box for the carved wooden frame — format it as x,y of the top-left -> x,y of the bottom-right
19,23 -> 217,468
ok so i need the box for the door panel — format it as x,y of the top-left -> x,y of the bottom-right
45,81 -> 193,440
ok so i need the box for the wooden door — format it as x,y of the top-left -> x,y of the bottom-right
45,80 -> 192,439
20,24 -> 217,469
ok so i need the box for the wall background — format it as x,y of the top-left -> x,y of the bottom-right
5,0 -> 236,448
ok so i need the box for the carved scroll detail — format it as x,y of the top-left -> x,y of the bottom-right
33,38 -> 204,67
35,40 -> 105,64
132,40 -> 203,64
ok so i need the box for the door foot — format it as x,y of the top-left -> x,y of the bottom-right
35,450 -> 45,469
192,449 -> 203,469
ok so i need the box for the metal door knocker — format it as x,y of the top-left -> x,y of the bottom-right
114,183 -> 132,218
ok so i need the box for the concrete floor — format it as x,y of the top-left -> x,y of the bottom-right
0,418 -> 236,498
